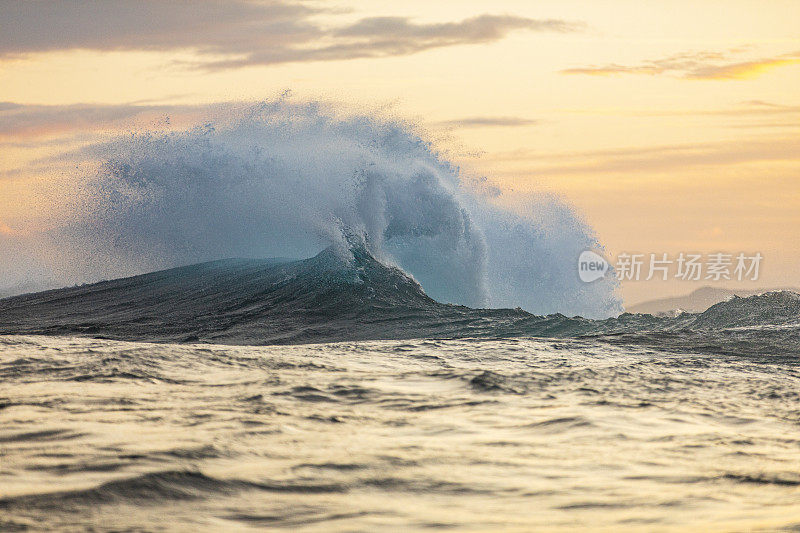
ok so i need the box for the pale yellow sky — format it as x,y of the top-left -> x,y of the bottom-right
0,0 -> 798,305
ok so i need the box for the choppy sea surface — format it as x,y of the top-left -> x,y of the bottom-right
2,334 -> 798,532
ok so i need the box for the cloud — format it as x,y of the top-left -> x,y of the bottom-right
727,121 -> 800,130
198,14 -> 583,70
743,100 -> 797,110
0,101 -> 201,140
436,116 -> 540,128
723,100 -> 800,115
475,137 -> 800,175
335,14 -> 577,40
570,139 -> 799,172
0,101 -> 544,146
530,100 -> 800,120
718,101 -> 800,129
687,58 -> 800,80
558,100 -> 800,132
561,49 -> 800,80
0,2 -> 581,70
0,1 -> 322,56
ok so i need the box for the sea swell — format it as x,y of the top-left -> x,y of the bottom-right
1,245 -> 798,357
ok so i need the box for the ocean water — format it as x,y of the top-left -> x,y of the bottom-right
1,102 -> 798,531
2,334 -> 799,532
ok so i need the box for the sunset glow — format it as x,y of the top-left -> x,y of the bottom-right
1,0 -> 798,304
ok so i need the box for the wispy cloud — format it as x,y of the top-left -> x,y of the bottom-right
475,137 -> 800,174
717,100 -> 800,115
0,1 -> 322,57
0,101 -> 211,140
561,49 -> 800,80
0,1 -> 582,70
687,57 -> 800,80
717,101 -> 800,128
435,117 -> 539,128
563,100 -> 800,119
203,15 -> 581,70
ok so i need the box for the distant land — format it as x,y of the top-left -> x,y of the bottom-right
627,286 -> 800,315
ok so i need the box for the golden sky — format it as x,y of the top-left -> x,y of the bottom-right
1,0 -> 798,305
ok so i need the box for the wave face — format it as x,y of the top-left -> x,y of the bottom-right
0,246 -> 531,345
2,101 -> 620,318
1,247 -> 798,357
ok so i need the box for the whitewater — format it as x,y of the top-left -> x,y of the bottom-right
0,100 -> 619,318
2,101 -> 799,531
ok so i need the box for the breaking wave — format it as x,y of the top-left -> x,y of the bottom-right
1,100 -> 620,318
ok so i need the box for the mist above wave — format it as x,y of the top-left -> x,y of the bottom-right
3,100 -> 621,318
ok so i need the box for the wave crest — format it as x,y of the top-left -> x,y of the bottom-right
9,101 -> 622,317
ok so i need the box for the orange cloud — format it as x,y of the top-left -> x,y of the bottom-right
561,49 -> 800,80
687,58 -> 800,80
